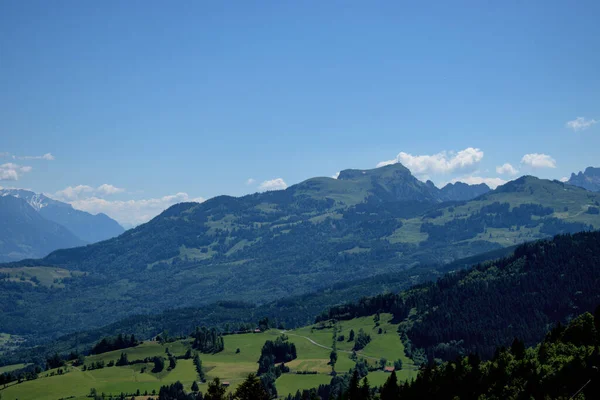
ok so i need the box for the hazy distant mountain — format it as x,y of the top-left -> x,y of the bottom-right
568,166 -> 600,192
0,196 -> 85,262
0,188 -> 124,243
439,181 -> 490,201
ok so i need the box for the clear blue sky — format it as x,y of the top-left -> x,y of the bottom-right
1,1 -> 599,226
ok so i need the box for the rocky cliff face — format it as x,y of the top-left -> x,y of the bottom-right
568,167 -> 600,192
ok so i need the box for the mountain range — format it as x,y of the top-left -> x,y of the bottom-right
0,188 -> 124,261
1,163 -> 599,343
0,196 -> 85,262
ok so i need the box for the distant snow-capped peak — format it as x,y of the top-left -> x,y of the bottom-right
0,189 -> 52,211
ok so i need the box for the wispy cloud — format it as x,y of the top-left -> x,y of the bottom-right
0,163 -> 33,181
97,184 -> 125,195
495,163 -> 519,176
71,194 -> 205,227
566,117 -> 597,132
18,153 -> 55,161
51,187 -> 204,227
54,184 -> 125,200
246,178 -> 256,185
521,153 -> 556,168
377,147 -> 484,178
1,152 -> 55,160
259,178 -> 287,191
332,172 -> 340,179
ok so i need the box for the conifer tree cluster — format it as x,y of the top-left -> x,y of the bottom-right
191,327 -> 224,354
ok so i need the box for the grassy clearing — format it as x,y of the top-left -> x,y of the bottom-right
0,363 -> 30,374
0,333 -> 26,355
387,219 -> 428,244
291,314 -> 416,374
0,266 -> 82,288
4,314 -> 416,399
339,246 -> 371,255
276,374 -> 333,397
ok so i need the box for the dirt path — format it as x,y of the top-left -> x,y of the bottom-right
280,330 -> 380,361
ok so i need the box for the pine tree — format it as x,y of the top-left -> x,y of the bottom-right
205,377 -> 226,400
594,305 -> 600,344
360,376 -> 372,400
329,350 -> 338,372
380,370 -> 399,400
233,373 -> 269,400
347,370 -> 361,400
193,354 -> 205,382
510,338 -> 525,360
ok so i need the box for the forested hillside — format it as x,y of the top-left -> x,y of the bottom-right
0,246 -> 517,366
321,231 -> 600,361
1,165 -> 600,344
298,308 -> 600,400
3,232 -> 600,399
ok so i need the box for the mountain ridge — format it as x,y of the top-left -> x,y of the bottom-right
1,164 -> 599,342
0,196 -> 86,262
0,188 -> 124,244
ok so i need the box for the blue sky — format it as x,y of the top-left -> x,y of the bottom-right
1,1 -> 599,226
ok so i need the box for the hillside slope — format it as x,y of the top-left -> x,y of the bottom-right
0,313 -> 415,400
322,230 -> 600,360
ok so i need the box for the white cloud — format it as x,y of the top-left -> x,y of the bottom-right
560,177 -> 569,182
97,184 -> 125,195
54,184 -> 125,200
377,147 -> 484,177
450,176 -> 507,189
376,159 -> 397,168
18,153 -> 55,161
566,117 -> 597,131
0,163 -> 33,181
246,178 -> 256,185
332,172 -> 340,179
495,163 -> 519,176
0,152 -> 10,158
54,185 -> 95,200
521,153 -> 557,168
259,178 -> 287,191
51,191 -> 205,227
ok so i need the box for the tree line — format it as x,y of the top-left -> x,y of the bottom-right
318,231 -> 600,360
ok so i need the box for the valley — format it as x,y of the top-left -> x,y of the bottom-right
3,5 -> 600,398
2,166 -> 600,345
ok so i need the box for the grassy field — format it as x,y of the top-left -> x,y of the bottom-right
290,314 -> 417,377
0,266 -> 84,288
1,314 -> 416,399
0,363 -> 30,374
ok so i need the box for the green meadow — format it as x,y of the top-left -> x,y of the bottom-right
0,363 -> 29,374
1,314 -> 417,399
